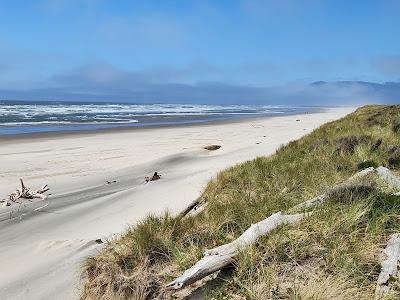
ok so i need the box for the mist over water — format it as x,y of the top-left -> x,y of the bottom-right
0,101 -> 319,135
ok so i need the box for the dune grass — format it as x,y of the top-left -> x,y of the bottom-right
81,105 -> 400,299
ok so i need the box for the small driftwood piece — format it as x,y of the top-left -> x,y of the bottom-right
204,145 -> 221,151
375,233 -> 400,299
166,212 -> 307,289
178,196 -> 206,219
1,178 -> 49,207
145,172 -> 161,183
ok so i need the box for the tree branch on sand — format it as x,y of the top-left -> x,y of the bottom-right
1,178 -> 50,207
166,166 -> 400,291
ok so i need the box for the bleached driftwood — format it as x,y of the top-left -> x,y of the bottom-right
376,166 -> 400,190
375,233 -> 400,299
1,178 -> 49,207
295,167 -> 400,210
294,167 -> 376,210
166,212 -> 307,289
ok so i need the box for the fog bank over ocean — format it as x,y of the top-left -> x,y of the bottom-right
2,79 -> 397,136
1,81 -> 399,106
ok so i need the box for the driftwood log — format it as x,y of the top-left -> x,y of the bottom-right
294,167 -> 375,210
166,212 -> 307,289
295,166 -> 400,210
1,178 -> 49,207
375,233 -> 400,299
167,166 -> 400,291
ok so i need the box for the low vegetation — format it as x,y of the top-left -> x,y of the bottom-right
81,105 -> 400,299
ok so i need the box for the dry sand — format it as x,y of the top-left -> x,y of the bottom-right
0,107 -> 355,299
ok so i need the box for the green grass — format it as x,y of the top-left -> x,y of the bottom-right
81,105 -> 400,300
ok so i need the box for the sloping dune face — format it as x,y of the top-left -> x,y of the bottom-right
81,105 -> 400,300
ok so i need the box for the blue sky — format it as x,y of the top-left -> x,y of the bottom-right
0,0 -> 400,104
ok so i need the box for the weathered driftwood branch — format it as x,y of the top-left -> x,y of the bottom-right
294,167 -> 376,210
294,166 -> 400,210
375,233 -> 400,299
1,179 -> 49,207
167,166 -> 400,291
166,212 -> 307,289
178,197 -> 201,219
178,196 -> 206,219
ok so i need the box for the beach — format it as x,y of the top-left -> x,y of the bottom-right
0,107 -> 354,299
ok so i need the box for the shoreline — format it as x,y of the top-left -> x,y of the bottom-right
0,107 -> 327,141
0,106 -> 356,299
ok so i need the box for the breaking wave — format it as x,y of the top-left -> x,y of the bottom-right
0,101 -> 317,135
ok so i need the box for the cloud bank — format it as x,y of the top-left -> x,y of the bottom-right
0,62 -> 399,105
1,67 -> 399,106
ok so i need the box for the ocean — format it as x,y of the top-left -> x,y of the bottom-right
0,101 -> 320,135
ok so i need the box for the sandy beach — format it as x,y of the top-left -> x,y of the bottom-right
0,107 -> 354,299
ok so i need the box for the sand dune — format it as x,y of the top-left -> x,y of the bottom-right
0,108 -> 354,299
